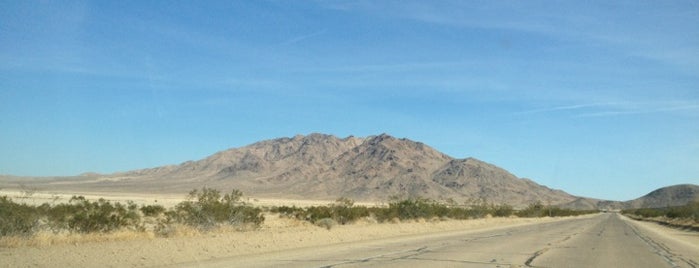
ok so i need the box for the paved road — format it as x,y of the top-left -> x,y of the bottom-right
174,213 -> 699,268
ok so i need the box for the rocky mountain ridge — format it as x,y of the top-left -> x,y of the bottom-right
624,184 -> 699,208
52,133 -> 577,207
1,133 -> 696,209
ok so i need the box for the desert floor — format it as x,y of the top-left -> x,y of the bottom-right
1,191 -> 697,268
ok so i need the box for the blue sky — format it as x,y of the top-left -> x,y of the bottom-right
1,1 -> 698,201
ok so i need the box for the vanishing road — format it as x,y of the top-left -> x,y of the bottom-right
174,213 -> 699,268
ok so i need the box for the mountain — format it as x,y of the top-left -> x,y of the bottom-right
2,133 -> 696,210
623,184 -> 699,208
12,133 -> 577,207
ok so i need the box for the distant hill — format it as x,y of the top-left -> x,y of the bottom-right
623,184 -> 699,208
2,133 -> 576,207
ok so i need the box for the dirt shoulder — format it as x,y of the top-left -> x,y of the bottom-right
1,214 -> 583,268
0,190 -> 598,267
624,214 -> 699,232
621,214 -> 699,258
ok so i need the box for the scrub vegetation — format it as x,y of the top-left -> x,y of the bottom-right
622,201 -> 699,230
1,188 -> 595,242
0,188 -> 263,240
271,198 -> 596,229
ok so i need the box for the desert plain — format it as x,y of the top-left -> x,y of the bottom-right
1,190 -> 698,268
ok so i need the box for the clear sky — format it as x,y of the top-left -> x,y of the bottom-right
1,1 -> 698,201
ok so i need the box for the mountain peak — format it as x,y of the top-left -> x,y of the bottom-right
60,133 -> 578,206
625,184 -> 699,208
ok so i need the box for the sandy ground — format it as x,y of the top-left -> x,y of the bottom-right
1,214 -> 572,268
0,190 -> 378,208
2,191 -> 697,268
0,189 -> 567,268
624,215 -> 699,253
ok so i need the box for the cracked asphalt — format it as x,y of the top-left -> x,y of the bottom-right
173,213 -> 698,268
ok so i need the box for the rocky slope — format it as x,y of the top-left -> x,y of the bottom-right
2,134 -> 696,209
623,184 -> 699,208
21,133 -> 575,207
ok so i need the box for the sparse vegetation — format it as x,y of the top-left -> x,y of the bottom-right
515,201 -> 597,217
0,196 -> 40,236
271,197 -> 370,225
140,204 -> 166,217
167,188 -> 264,230
18,184 -> 37,199
49,196 -> 142,233
0,187 -> 264,242
2,188 -> 597,246
272,197 -> 594,228
622,201 -> 699,225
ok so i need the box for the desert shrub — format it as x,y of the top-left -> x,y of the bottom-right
275,198 -> 522,225
662,202 -> 699,221
456,202 -> 514,219
140,204 -> 166,217
60,196 -> 141,233
515,201 -> 596,218
168,188 -> 264,230
373,198 -> 449,222
272,198 -> 370,225
1,188 -> 266,239
0,196 -> 40,236
330,197 -> 369,224
516,202 -> 546,217
623,201 -> 699,222
491,204 -> 514,217
270,205 -> 305,218
0,195 -> 142,235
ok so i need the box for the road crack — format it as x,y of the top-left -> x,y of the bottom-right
316,246 -> 429,268
524,233 -> 577,267
625,221 -> 696,268
525,248 -> 549,267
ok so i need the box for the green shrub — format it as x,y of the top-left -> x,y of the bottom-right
168,188 -> 264,230
492,204 -> 514,217
0,195 -> 143,235
272,198 -> 370,225
275,198 -> 522,225
0,196 -> 40,236
515,202 -> 597,218
623,201 -> 699,222
1,188 -> 266,238
516,202 -> 546,217
140,204 -> 166,217
373,198 -> 448,222
61,196 -> 141,233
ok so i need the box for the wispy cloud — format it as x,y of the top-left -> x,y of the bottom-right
576,103 -> 699,118
516,103 -> 619,115
293,60 -> 478,74
278,29 -> 327,46
516,100 -> 699,118
323,1 -> 699,73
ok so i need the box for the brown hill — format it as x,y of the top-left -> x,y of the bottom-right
4,133 -> 695,210
15,133 -> 575,207
623,184 -> 699,208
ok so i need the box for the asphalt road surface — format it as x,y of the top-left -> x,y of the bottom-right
173,213 -> 698,268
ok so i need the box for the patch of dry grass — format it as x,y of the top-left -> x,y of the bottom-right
0,229 -> 155,248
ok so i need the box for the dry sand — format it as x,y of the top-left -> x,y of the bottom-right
0,190 -> 376,208
0,190 -> 572,267
1,214 -> 572,268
